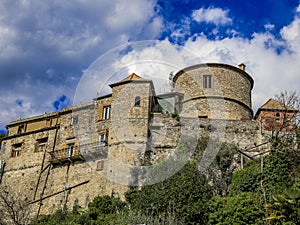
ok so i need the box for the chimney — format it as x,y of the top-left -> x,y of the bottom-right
238,63 -> 246,71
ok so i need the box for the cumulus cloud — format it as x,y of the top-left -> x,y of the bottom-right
1,0 -> 300,132
280,17 -> 300,49
0,0 -> 163,130
192,7 -> 232,26
106,4 -> 300,114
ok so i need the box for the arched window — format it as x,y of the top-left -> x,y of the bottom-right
135,96 -> 141,106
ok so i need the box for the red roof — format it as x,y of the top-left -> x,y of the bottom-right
109,73 -> 150,87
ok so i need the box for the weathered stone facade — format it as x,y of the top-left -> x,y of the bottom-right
174,63 -> 253,120
0,63 -> 290,217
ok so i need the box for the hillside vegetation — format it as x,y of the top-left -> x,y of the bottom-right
29,132 -> 300,225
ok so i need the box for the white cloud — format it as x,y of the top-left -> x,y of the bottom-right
1,1 -> 300,132
177,30 -> 300,112
170,18 -> 191,42
104,6 -> 300,114
264,23 -> 275,31
280,18 -> 300,49
0,0 -> 164,130
192,7 -> 232,26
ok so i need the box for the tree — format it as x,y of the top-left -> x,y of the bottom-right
32,195 -> 126,225
125,161 -> 213,225
205,142 -> 238,196
272,91 -> 300,149
0,184 -> 32,225
265,187 -> 300,224
207,192 -> 265,225
230,150 -> 292,201
275,91 -> 300,127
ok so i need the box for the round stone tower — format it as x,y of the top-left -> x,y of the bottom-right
173,63 -> 254,120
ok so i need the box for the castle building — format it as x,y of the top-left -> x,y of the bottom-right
0,63 -> 297,216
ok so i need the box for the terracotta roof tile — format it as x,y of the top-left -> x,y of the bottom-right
109,73 -> 150,87
259,98 -> 297,111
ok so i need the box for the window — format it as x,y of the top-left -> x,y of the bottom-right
38,144 -> 46,152
135,96 -> 141,106
11,143 -> 22,158
98,133 -> 106,146
275,112 -> 281,121
70,116 -> 78,125
103,106 -> 111,120
96,160 -> 104,171
66,143 -> 75,157
203,75 -> 212,88
35,137 -> 48,152
18,124 -> 26,134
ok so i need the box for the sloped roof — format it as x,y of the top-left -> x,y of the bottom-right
254,98 -> 298,119
109,73 -> 151,87
259,98 -> 297,111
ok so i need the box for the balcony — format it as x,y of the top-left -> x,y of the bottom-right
49,142 -> 108,164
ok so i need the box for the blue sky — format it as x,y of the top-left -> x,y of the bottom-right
0,0 -> 300,132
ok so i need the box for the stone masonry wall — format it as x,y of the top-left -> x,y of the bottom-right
0,64 -> 267,219
174,64 -> 253,120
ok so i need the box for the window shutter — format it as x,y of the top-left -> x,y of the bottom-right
98,106 -> 103,120
34,142 -> 39,152
74,141 -> 79,156
61,143 -> 66,158
96,160 -> 104,171
105,130 -> 109,142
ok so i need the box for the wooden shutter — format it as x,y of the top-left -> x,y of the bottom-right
34,142 -> 39,152
96,160 -> 104,171
105,130 -> 109,145
74,141 -> 79,156
98,106 -> 103,120
61,143 -> 66,158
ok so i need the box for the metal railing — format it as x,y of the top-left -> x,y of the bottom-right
49,142 -> 108,163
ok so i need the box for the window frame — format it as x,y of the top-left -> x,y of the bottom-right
35,137 -> 48,152
11,143 -> 22,158
70,115 -> 78,126
102,105 -> 111,120
134,96 -> 141,107
96,160 -> 105,171
66,143 -> 75,157
98,133 -> 107,146
203,75 -> 212,89
18,124 -> 26,134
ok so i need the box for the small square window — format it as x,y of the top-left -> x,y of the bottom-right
35,137 -> 48,152
203,75 -> 212,88
18,124 -> 26,134
96,160 -> 104,171
71,116 -> 78,125
38,144 -> 46,152
11,143 -> 22,158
